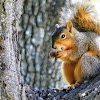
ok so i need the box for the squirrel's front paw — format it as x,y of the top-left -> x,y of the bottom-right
67,86 -> 73,91
66,82 -> 80,91
49,52 -> 57,58
55,51 -> 63,58
71,82 -> 80,88
50,50 -> 63,58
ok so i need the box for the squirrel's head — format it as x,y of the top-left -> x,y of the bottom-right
51,21 -> 76,51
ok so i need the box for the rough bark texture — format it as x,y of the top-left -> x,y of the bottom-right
0,0 -> 24,100
25,74 -> 100,100
19,0 -> 65,89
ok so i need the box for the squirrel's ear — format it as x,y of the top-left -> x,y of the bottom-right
55,24 -> 60,29
66,21 -> 73,33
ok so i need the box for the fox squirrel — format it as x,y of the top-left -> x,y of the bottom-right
50,1 -> 100,89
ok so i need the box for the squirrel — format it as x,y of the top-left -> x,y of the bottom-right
50,1 -> 100,89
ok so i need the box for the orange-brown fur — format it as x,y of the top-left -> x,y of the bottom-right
50,21 -> 100,89
63,51 -> 99,85
72,6 -> 100,34
86,51 -> 99,57
74,59 -> 82,84
63,63 -> 76,85
62,50 -> 99,88
74,51 -> 99,86
50,22 -> 80,86
50,3 -> 100,89
51,22 -> 78,63
59,2 -> 100,35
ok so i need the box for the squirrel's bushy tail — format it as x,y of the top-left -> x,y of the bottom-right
59,0 -> 100,34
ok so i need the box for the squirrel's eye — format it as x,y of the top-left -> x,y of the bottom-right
61,34 -> 66,38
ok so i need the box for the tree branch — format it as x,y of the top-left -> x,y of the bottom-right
25,74 -> 100,100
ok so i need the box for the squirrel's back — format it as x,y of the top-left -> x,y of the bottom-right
59,1 -> 100,34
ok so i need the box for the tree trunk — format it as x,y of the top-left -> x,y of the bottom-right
20,0 -> 65,90
0,0 -> 24,100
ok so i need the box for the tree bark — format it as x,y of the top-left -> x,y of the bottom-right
20,0 -> 65,89
25,74 -> 100,100
0,0 -> 24,100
